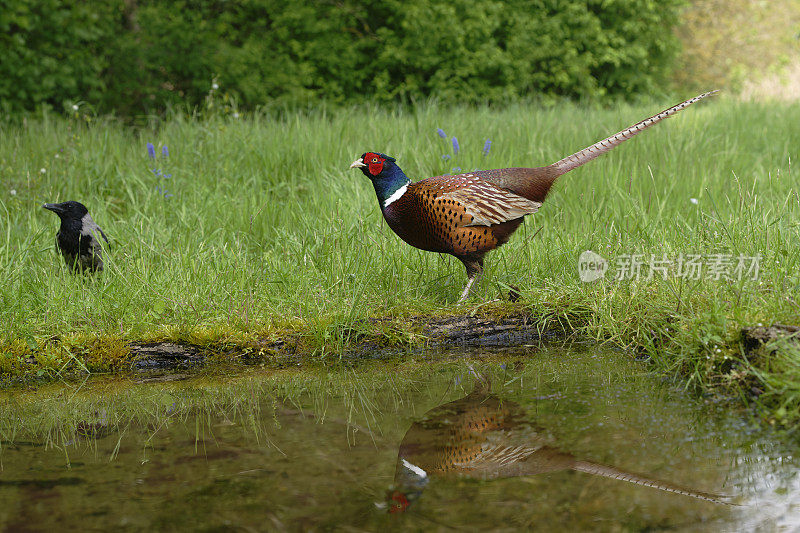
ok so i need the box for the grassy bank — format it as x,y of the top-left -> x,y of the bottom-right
1,97 -> 798,422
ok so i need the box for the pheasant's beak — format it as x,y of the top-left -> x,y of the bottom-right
349,158 -> 366,169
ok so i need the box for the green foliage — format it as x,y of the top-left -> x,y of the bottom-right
0,0 -> 685,115
0,0 -> 119,114
368,0 -> 684,102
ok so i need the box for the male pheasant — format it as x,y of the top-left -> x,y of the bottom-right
387,371 -> 732,513
350,91 -> 717,301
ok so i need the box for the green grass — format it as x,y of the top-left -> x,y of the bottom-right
0,97 -> 798,421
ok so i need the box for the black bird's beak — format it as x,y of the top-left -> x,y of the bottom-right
43,203 -> 64,214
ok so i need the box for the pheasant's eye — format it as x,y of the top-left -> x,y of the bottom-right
372,157 -> 379,163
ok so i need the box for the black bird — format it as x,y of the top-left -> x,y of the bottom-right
42,201 -> 108,273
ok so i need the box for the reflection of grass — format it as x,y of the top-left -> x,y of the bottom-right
0,97 -> 798,423
0,362 -> 420,455
0,347 -> 725,457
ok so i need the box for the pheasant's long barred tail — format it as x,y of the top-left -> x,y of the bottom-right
552,90 -> 719,176
572,460 -> 734,506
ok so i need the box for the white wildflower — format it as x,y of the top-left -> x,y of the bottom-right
10,189 -> 16,196
233,112 -> 239,118
690,198 -> 699,205
40,168 -> 46,174
212,83 -> 219,90
72,104 -> 79,111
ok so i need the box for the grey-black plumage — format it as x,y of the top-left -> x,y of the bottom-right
42,201 -> 108,273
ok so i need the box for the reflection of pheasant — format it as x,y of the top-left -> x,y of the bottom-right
350,92 -> 717,301
388,373 -> 732,513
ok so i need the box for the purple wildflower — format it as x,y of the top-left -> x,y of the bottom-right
156,185 -> 173,199
483,139 -> 491,156
437,128 -> 447,138
147,142 -> 156,160
162,145 -> 169,158
441,154 -> 451,160
452,137 -> 459,154
452,167 -> 462,172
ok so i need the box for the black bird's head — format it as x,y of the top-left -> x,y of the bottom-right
43,201 -> 89,221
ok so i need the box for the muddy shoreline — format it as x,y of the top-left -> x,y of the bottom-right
129,313 -> 567,373
4,314 -> 797,386
127,315 -> 800,376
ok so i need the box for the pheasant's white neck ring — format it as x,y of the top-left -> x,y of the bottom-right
383,184 -> 408,208
401,458 -> 428,479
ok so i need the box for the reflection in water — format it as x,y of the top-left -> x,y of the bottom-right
1,347 -> 798,530
390,372 -> 732,513
69,411 -> 114,444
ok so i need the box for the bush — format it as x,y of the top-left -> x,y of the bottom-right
0,0 -> 119,114
0,0 -> 685,116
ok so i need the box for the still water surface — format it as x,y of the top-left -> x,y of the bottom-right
0,346 -> 798,531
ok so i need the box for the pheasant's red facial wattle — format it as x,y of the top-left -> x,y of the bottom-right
365,153 -> 385,176
388,491 -> 409,513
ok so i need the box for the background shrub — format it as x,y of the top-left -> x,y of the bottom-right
0,0 -> 118,114
0,0 -> 685,116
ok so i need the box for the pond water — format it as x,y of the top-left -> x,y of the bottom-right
0,345 -> 798,531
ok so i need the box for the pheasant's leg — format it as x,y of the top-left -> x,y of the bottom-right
457,255 -> 484,303
458,277 -> 475,303
466,362 -> 491,394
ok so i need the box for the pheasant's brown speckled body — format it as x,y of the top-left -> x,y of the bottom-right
396,390 -> 523,476
351,92 -> 717,301
383,170 -> 554,257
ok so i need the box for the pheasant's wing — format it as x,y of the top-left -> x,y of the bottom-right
440,180 -> 542,227
452,428 -> 550,471
453,443 -> 541,471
